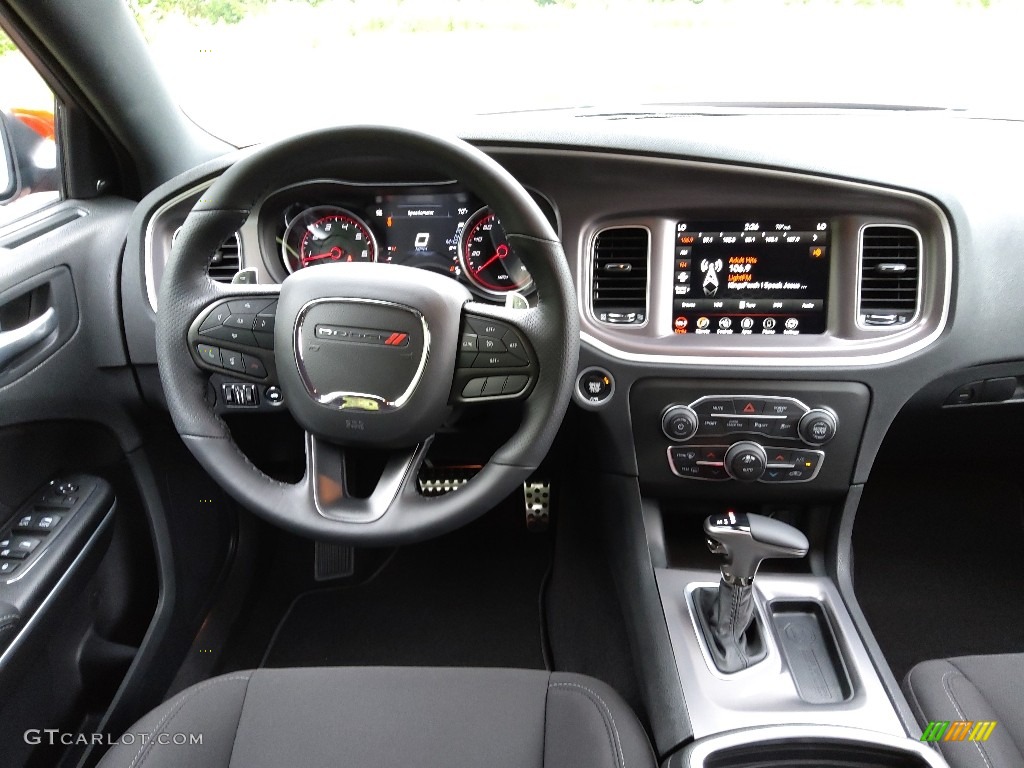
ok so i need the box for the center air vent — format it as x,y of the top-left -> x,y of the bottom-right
858,225 -> 920,327
591,227 -> 649,324
207,233 -> 242,283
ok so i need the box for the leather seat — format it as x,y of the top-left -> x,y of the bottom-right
97,667 -> 655,768
904,653 -> 1024,768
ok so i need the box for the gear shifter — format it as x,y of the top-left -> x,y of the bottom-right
696,511 -> 808,673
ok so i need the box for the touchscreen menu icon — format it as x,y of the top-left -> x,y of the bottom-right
701,258 -> 724,296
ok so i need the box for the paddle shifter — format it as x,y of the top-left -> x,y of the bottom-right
696,510 -> 809,673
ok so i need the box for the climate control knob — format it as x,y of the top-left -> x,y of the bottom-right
798,408 -> 838,446
661,405 -> 699,442
724,441 -> 768,483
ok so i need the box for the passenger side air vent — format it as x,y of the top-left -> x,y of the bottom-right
858,225 -> 920,327
591,227 -> 649,324
207,233 -> 242,283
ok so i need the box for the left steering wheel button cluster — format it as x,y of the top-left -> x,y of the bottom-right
194,298 -> 278,379
199,299 -> 278,346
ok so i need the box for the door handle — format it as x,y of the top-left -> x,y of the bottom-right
0,306 -> 58,369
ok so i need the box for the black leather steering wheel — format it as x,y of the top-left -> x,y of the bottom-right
155,126 -> 579,544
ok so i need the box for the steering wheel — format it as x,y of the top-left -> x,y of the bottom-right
155,126 -> 579,544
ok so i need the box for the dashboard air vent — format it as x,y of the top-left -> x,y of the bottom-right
207,233 -> 241,283
591,227 -> 649,324
858,225 -> 919,326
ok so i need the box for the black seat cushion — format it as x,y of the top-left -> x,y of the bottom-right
904,653 -> 1024,768
97,667 -> 655,768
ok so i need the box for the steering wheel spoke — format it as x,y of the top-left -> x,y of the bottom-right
451,304 -> 540,404
306,432 -> 432,523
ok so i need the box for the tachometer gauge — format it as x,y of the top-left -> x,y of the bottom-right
458,207 -> 533,295
281,206 -> 377,273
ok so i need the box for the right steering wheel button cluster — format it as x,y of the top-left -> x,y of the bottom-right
458,317 -> 530,369
452,314 -> 536,402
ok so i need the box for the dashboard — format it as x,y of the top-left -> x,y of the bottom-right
128,109 -> 1024,509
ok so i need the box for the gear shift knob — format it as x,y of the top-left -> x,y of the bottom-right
704,511 -> 808,585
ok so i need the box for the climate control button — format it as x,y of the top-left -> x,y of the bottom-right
662,405 -> 699,441
724,441 -> 768,483
798,408 -> 838,445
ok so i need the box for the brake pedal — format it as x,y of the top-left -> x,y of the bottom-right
523,481 -> 551,531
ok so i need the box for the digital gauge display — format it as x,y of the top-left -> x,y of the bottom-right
671,220 -> 831,336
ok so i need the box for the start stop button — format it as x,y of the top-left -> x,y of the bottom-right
576,367 -> 615,408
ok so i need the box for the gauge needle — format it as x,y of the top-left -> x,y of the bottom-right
301,246 -> 346,265
474,244 -> 509,273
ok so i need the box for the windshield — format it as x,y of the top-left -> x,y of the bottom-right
131,0 -> 1019,147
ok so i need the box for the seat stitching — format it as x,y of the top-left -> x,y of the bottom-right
0,613 -> 20,625
225,672 -> 254,768
541,674 -> 551,768
940,668 -> 994,768
128,674 -> 251,768
550,682 -> 625,768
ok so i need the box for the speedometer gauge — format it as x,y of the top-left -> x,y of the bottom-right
458,208 -> 533,296
281,206 -> 377,273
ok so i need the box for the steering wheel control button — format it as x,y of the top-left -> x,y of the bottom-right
204,325 -> 258,346
798,408 -> 838,445
221,349 -> 245,373
474,353 -> 527,369
241,354 -> 268,378
197,344 -> 223,367
222,383 -> 259,406
502,330 -> 528,360
661,404 -> 699,441
724,441 -> 768,482
199,304 -> 232,333
459,333 -> 478,352
0,561 -> 19,576
229,298 -> 274,315
225,313 -> 256,330
481,376 -> 509,397
253,313 -> 275,333
467,318 -> 505,338
503,375 -> 530,395
577,368 -> 615,406
462,377 -> 488,398
478,335 -> 505,353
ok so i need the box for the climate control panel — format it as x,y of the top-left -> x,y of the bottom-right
661,396 -> 838,446
659,396 -> 835,484
630,380 -> 869,498
667,442 -> 824,483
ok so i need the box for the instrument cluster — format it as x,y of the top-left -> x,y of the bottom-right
262,182 -> 558,301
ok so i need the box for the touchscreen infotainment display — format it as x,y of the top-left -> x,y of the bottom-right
671,220 -> 830,335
